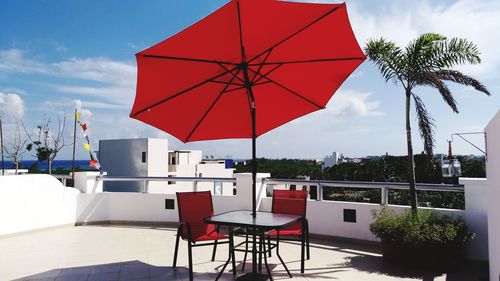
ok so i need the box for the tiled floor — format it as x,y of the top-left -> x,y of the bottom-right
0,225 -> 488,281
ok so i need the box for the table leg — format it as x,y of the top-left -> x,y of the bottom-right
230,227 -> 236,275
258,233 -> 262,272
275,230 -> 292,278
261,233 -> 273,281
215,227 -> 235,281
242,231 -> 248,272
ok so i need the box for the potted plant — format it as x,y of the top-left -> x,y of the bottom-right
370,207 -> 474,269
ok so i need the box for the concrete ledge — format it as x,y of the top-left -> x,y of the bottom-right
75,220 -> 179,228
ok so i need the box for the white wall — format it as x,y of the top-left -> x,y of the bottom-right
147,139 -> 169,177
99,138 -> 149,191
461,178 -> 489,261
486,110 -> 500,281
0,175 -> 80,236
0,173 -> 490,262
260,198 -> 464,242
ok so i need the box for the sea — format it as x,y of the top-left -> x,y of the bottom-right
2,160 -> 92,171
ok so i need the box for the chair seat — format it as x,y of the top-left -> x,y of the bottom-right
266,228 -> 303,237
191,232 -> 228,242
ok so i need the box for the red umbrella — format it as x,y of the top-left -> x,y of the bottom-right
130,0 -> 364,277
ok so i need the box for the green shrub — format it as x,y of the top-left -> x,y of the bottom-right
370,207 -> 474,248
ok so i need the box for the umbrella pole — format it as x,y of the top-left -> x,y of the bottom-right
251,104 -> 257,218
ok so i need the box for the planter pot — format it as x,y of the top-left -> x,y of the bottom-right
381,240 -> 462,270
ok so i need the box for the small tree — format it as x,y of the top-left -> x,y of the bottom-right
24,114 -> 69,174
4,121 -> 28,174
365,33 -> 490,215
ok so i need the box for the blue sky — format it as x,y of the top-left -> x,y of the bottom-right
0,0 -> 498,161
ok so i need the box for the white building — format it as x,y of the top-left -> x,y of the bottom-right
323,152 -> 344,169
99,138 -> 234,195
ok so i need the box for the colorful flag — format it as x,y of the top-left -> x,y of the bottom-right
81,123 -> 87,131
76,112 -> 81,120
83,143 -> 91,151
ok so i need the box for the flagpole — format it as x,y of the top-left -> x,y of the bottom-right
0,116 -> 4,176
71,109 -> 77,184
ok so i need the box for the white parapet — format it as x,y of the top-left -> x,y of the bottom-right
461,177 -> 489,261
486,110 -> 500,281
73,171 -> 106,193
0,174 -> 80,236
234,173 -> 271,212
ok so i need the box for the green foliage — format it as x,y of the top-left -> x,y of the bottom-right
234,158 -> 323,179
370,207 -> 474,247
457,156 -> 486,178
326,154 -> 442,183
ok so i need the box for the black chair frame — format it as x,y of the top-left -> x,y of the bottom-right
173,221 -> 231,281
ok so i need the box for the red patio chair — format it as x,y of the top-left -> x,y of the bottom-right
173,191 -> 230,281
266,189 -> 310,273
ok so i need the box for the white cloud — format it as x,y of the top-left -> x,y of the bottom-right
325,90 -> 384,117
0,49 -> 47,73
347,0 -> 500,77
0,91 -> 25,121
0,49 -> 137,105
52,57 -> 136,88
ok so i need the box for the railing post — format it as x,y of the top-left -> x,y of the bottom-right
62,178 -> 67,186
318,184 -> 323,201
193,180 -> 198,192
143,179 -> 149,193
381,186 -> 388,205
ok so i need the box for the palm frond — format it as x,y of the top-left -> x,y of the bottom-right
434,69 -> 490,95
405,33 -> 446,77
429,37 -> 481,70
415,73 -> 459,113
365,38 -> 406,84
412,93 -> 435,155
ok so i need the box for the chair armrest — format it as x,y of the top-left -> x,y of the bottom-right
178,221 -> 193,242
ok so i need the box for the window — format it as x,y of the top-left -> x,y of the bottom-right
214,181 -> 223,195
141,152 -> 147,163
171,156 -> 176,165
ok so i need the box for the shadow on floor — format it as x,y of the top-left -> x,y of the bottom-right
13,260 -> 188,281
345,255 -> 489,281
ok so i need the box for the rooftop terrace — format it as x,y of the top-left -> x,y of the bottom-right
1,225 -> 487,281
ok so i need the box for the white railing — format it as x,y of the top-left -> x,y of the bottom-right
96,175 -> 236,193
264,178 -> 464,205
53,174 -> 72,186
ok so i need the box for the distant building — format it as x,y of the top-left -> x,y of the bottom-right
323,152 -> 344,169
99,138 -> 234,195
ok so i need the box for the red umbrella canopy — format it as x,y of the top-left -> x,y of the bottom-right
130,0 -> 365,142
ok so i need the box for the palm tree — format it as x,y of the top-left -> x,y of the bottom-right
365,33 -> 490,215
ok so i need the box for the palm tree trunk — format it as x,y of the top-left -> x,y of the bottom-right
405,90 -> 418,215
48,159 -> 52,175
15,162 -> 19,175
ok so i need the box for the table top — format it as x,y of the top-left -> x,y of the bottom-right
205,210 -> 301,230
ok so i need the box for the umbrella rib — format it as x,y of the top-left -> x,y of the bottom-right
209,80 -> 244,86
221,85 -> 245,93
185,70 -> 241,142
248,68 -> 323,110
217,63 -> 245,84
249,57 -> 365,66
252,63 -> 283,84
140,54 -> 237,66
248,6 -> 341,64
250,49 -> 273,82
133,67 -> 236,116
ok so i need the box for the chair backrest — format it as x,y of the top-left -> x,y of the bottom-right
176,191 -> 216,239
271,189 -> 308,217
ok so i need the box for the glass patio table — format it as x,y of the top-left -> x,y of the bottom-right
205,210 -> 302,281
